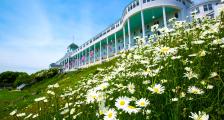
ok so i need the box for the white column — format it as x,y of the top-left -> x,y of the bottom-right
75,56 -> 77,68
128,19 -> 131,49
141,10 -> 145,37
115,33 -> 117,55
162,6 -> 167,28
100,41 -> 102,62
68,58 -> 69,69
94,44 -> 96,63
85,50 -> 87,66
78,54 -> 79,68
79,53 -> 80,68
77,55 -> 78,68
88,47 -> 90,65
82,51 -> 83,67
123,27 -> 126,50
107,38 -> 109,59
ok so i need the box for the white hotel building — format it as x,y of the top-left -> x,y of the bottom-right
51,0 -> 223,72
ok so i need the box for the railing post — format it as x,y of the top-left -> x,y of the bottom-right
115,33 -> 117,55
123,27 -> 126,50
128,19 -> 131,48
163,6 -> 167,28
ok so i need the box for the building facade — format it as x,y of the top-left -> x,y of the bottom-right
53,0 -> 223,72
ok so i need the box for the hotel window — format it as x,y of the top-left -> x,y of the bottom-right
208,4 -> 213,10
203,5 -> 208,11
143,0 -> 146,3
204,4 -> 213,12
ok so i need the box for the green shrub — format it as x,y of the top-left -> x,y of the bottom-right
13,73 -> 32,87
31,68 -> 59,82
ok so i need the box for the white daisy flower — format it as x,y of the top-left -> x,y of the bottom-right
9,109 -> 17,116
127,83 -> 135,94
148,84 -> 165,94
47,90 -> 55,95
98,82 -> 109,90
24,113 -> 33,119
189,111 -> 209,120
206,85 -> 214,89
191,40 -> 205,45
32,114 -> 39,118
209,72 -> 218,78
16,113 -> 26,117
198,50 -> 206,57
124,105 -> 140,114
136,98 -> 150,107
187,86 -> 204,95
86,90 -> 105,103
115,96 -> 131,110
171,98 -> 178,102
184,71 -> 198,80
103,108 -> 117,120
34,97 -> 46,102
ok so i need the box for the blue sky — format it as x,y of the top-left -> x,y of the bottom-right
0,0 -> 204,73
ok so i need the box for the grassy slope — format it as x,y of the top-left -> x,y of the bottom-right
0,58 -> 117,120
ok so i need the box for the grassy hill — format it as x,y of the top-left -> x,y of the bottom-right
0,58 -> 117,120
1,12 -> 224,120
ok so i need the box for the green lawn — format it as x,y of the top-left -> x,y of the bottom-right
0,58 -> 117,120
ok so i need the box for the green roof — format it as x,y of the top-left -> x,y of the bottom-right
68,43 -> 79,50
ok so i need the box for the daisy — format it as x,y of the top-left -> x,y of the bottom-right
191,40 -> 205,45
98,82 -> 109,90
124,105 -> 140,114
209,72 -> 218,78
148,84 -> 165,94
189,111 -> 209,120
24,114 -> 33,119
34,97 -> 46,102
115,96 -> 131,110
206,85 -> 214,89
32,114 -> 39,118
9,109 -> 17,116
104,108 -> 117,120
187,86 -> 204,95
184,71 -> 198,80
198,50 -> 206,57
127,83 -> 135,94
160,47 -> 170,54
16,113 -> 26,117
171,98 -> 178,102
136,98 -> 150,107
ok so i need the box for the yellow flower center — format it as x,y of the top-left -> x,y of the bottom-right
92,95 -> 97,99
119,100 -> 125,106
161,47 -> 170,53
153,88 -> 160,93
128,106 -> 135,109
108,112 -> 113,118
99,110 -> 103,115
140,102 -> 145,106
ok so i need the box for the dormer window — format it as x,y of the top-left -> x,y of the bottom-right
204,4 -> 213,12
